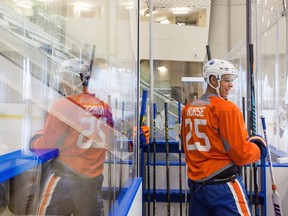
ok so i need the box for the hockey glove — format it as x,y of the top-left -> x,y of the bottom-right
129,125 -> 151,150
140,125 -> 150,146
248,135 -> 267,159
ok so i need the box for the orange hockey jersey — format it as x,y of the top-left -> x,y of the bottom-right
32,92 -> 114,178
181,93 -> 260,182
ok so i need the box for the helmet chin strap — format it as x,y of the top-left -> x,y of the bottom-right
208,80 -> 222,98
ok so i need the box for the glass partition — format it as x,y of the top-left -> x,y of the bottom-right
255,0 -> 288,159
225,41 -> 246,111
0,0 -> 139,215
224,0 -> 288,161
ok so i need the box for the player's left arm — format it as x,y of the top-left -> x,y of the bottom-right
219,106 -> 261,165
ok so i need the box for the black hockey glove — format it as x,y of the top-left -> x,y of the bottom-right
248,135 -> 267,159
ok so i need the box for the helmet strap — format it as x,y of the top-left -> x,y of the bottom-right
208,79 -> 221,98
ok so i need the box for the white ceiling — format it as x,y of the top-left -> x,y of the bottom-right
64,0 -> 207,23
11,0 -> 207,24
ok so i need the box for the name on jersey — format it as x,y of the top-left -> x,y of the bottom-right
84,105 -> 104,115
187,106 -> 206,117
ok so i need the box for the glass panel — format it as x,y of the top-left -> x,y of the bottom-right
255,0 -> 288,159
140,1 -> 208,27
141,59 -> 205,140
0,0 -> 139,215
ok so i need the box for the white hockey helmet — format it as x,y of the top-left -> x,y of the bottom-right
203,59 -> 237,83
57,58 -> 90,80
56,58 -> 90,95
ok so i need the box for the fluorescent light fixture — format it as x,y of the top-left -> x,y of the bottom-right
158,66 -> 167,73
160,19 -> 169,24
74,3 -> 92,12
172,7 -> 189,15
181,77 -> 204,82
37,0 -> 54,2
16,1 -> 33,9
173,11 -> 188,15
75,6 -> 91,12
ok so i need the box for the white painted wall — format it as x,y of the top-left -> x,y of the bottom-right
208,3 -> 230,58
140,22 -> 209,62
66,17 -> 210,62
208,3 -> 286,59
208,3 -> 247,59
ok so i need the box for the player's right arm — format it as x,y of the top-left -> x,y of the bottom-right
31,100 -> 68,149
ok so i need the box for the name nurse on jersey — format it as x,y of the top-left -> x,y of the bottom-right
187,106 -> 206,117
84,104 -> 105,115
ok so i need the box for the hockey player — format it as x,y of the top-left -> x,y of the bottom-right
31,58 -> 114,216
180,59 -> 267,216
30,58 -> 150,216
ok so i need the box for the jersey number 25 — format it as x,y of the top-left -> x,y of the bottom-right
185,118 -> 211,152
77,116 -> 106,149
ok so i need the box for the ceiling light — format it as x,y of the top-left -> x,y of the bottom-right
160,19 -> 169,24
37,0 -> 54,2
74,3 -> 92,12
158,66 -> 167,73
173,11 -> 188,15
16,1 -> 33,9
